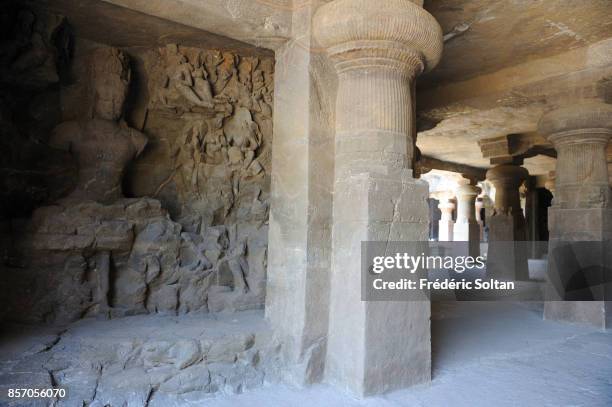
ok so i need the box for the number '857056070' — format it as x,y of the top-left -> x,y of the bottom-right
7,388 -> 67,399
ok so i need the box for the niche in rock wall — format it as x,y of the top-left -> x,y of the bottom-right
132,44 -> 274,313
2,25 -> 274,323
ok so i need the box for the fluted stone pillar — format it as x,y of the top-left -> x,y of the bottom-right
539,103 -> 612,329
313,0 -> 442,395
454,184 -> 481,256
486,164 -> 529,280
438,199 -> 455,242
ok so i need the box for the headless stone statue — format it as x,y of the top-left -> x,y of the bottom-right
49,47 -> 147,204
49,47 -> 147,318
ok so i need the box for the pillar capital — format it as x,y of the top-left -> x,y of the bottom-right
486,164 -> 528,191
456,183 -> 481,199
538,102 -> 612,146
486,164 -> 528,216
538,102 -> 612,209
313,0 -> 444,178
437,200 -> 455,212
313,0 -> 443,77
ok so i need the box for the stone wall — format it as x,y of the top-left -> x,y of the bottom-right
0,4 -> 274,324
0,2 -> 74,323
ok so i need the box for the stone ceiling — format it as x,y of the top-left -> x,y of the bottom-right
28,0 -> 273,57
420,0 -> 612,89
416,0 -> 612,175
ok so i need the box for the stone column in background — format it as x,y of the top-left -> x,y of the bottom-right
486,164 -> 529,280
428,198 -> 441,240
313,0 -> 442,396
538,102 -> 612,329
454,183 -> 481,256
438,199 -> 455,242
475,197 -> 485,241
545,171 -> 556,199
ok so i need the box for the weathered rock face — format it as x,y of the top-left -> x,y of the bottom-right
0,3 -> 75,219
0,3 -> 75,324
1,13 -> 273,322
7,198 -> 176,323
130,44 -> 273,314
0,311 -> 281,406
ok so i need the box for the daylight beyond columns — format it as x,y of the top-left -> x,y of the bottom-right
539,102 -> 612,329
313,0 -> 442,396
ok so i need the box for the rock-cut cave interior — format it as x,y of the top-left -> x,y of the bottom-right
0,0 -> 611,406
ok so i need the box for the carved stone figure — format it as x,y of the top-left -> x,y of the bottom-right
214,51 -> 237,95
148,44 -> 221,112
222,239 -> 249,294
49,47 -> 147,204
0,7 -> 69,87
224,107 -> 261,168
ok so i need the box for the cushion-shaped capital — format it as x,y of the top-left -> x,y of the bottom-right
486,165 -> 529,187
313,0 -> 443,72
538,103 -> 612,142
456,184 -> 481,198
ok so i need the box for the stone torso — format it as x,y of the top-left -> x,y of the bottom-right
52,118 -> 146,204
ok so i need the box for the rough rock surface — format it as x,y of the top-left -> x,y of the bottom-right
1,30 -> 273,322
0,3 -> 74,219
0,311 -> 280,406
4,194 -> 272,324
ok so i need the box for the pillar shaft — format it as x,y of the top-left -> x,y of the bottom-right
335,60 -> 415,177
454,184 -> 481,256
314,0 -> 442,396
486,164 -> 529,280
539,103 -> 612,329
438,200 -> 455,242
266,2 -> 335,385
475,197 -> 485,241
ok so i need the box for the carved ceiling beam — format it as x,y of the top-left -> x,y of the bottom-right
478,133 -> 556,165
417,154 -> 486,184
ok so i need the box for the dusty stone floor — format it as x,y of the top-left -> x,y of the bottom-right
208,302 -> 612,407
0,310 -> 279,406
1,302 -> 610,406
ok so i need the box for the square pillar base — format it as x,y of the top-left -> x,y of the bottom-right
453,221 -> 481,257
486,213 -> 528,280
544,207 -> 612,329
544,301 -> 610,330
325,170 -> 431,396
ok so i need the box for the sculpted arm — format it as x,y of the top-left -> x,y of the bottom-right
118,120 -> 148,157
